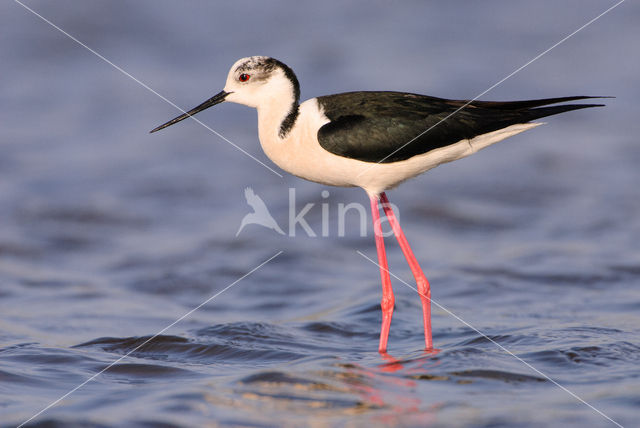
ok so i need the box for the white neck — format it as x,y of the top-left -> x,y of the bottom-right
257,102 -> 297,142
255,73 -> 299,142
224,69 -> 299,143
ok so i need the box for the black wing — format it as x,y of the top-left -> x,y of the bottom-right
316,92 -> 605,163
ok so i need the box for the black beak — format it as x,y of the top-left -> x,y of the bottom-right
150,90 -> 229,133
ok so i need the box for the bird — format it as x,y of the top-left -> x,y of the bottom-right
150,56 -> 605,353
236,187 -> 285,236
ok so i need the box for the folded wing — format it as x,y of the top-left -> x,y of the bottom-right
316,92 -> 606,163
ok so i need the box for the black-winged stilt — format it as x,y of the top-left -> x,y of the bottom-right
151,56 -> 605,353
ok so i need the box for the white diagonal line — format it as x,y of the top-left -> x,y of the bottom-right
356,250 -> 623,428
13,0 -> 283,178
357,0 -> 624,175
17,251 -> 283,428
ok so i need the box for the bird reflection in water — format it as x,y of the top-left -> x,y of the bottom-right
341,349 -> 442,424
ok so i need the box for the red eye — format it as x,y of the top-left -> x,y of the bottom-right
239,73 -> 250,82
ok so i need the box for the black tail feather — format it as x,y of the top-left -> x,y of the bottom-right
526,103 -> 606,121
469,96 -> 612,111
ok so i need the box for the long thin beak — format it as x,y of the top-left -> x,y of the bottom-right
150,90 -> 229,133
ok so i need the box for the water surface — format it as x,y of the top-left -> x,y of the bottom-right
1,1 -> 639,427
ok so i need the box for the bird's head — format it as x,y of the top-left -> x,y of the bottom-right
224,56 -> 300,108
150,56 -> 299,133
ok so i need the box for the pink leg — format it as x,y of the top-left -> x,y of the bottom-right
370,195 -> 395,353
380,192 -> 433,350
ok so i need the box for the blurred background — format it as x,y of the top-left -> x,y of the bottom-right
1,1 -> 638,427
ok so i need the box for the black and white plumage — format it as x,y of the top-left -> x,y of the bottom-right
151,56 -> 606,352
317,92 -> 602,163
151,56 -> 603,196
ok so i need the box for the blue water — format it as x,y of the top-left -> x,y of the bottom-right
1,1 -> 639,427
